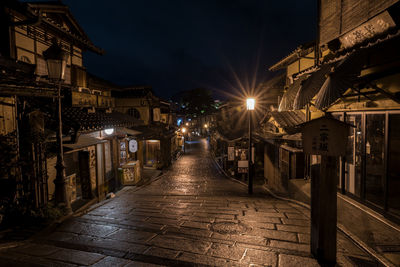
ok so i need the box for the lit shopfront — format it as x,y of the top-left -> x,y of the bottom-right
333,111 -> 400,221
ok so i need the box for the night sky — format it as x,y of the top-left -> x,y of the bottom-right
33,0 -> 317,99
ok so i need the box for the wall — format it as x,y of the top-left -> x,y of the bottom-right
286,51 -> 315,83
114,98 -> 151,124
0,97 -> 16,135
319,0 -> 399,45
264,142 -> 288,195
328,73 -> 400,112
12,15 -> 84,84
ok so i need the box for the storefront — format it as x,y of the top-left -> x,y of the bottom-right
332,110 -> 400,221
55,135 -> 107,207
118,137 -> 141,185
144,140 -> 161,168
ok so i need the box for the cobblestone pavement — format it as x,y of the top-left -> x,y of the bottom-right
0,139 -> 381,266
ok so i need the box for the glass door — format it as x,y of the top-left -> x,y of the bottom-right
345,114 -> 362,197
365,113 -> 386,207
388,114 -> 400,217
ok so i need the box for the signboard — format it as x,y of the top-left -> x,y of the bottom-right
301,117 -> 351,156
228,147 -> 235,161
88,146 -> 97,194
153,108 -> 160,122
340,11 -> 396,48
238,167 -> 248,174
238,160 -> 248,168
129,139 -> 138,153
238,160 -> 248,173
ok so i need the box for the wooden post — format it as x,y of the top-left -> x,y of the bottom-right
311,155 -> 337,266
301,116 -> 351,267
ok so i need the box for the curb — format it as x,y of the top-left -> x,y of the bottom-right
209,149 -> 391,266
1,164 -> 171,249
209,150 -> 248,187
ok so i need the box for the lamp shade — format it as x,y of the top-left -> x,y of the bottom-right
43,39 -> 67,80
246,98 -> 255,110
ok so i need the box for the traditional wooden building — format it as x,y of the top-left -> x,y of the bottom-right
0,0 -> 141,211
266,0 -> 400,264
113,87 -> 178,169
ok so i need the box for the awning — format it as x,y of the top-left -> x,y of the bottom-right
278,75 -> 308,111
293,62 -> 336,110
118,127 -> 141,136
64,135 -> 106,151
314,49 -> 367,109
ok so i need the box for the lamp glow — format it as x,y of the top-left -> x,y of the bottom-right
104,128 -> 114,135
182,127 -> 186,133
247,98 -> 255,110
204,124 -> 208,128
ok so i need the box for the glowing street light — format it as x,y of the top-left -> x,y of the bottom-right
181,127 -> 187,153
246,97 -> 255,194
247,98 -> 255,110
204,124 -> 208,128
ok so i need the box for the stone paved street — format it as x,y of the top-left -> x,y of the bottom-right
0,139 -> 380,266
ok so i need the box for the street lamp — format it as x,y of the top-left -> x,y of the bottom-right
43,39 -> 71,212
182,127 -> 187,153
246,98 -> 255,194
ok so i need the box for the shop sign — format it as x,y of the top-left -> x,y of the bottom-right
301,117 -> 351,156
340,11 -> 395,48
129,139 -> 138,153
228,147 -> 235,161
238,160 -> 248,173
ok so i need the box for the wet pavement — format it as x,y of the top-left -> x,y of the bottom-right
0,139 -> 381,266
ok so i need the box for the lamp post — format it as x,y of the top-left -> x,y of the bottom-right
43,39 -> 71,212
246,98 -> 255,194
182,127 -> 187,153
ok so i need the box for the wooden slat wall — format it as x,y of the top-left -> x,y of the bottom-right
320,0 -> 341,45
320,0 -> 399,45
341,0 -> 369,33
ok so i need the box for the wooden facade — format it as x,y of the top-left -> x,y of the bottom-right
319,0 -> 399,45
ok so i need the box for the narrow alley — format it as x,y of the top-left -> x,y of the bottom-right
0,139 -> 379,266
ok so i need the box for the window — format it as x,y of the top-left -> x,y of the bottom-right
332,111 -> 400,222
345,114 -> 362,197
388,114 -> 400,217
365,114 -> 385,207
127,108 -> 140,119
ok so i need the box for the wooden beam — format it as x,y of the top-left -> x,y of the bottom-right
369,84 -> 400,104
0,86 -> 57,97
0,100 -> 14,106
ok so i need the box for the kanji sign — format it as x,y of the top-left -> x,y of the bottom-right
340,11 -> 395,48
301,116 -> 351,156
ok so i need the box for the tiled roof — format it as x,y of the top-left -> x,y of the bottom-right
62,107 -> 142,132
132,123 -> 175,140
270,110 -> 305,134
